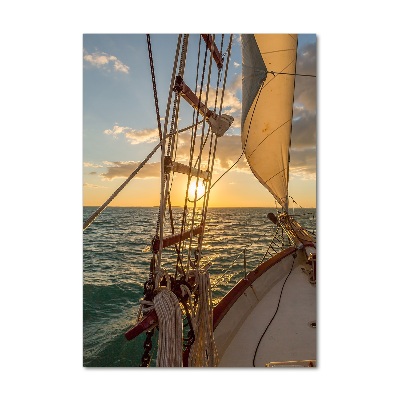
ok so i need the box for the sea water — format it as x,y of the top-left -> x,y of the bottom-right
83,207 -> 316,367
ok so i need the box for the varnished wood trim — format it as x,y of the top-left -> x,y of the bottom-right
213,247 -> 297,329
124,309 -> 158,341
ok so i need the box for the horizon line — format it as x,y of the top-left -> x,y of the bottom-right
83,205 -> 316,209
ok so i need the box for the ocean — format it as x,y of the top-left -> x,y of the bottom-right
83,206 -> 316,367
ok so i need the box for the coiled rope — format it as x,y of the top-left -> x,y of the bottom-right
154,288 -> 183,367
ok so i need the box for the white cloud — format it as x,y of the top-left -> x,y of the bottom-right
104,125 -> 159,144
83,162 -> 103,168
83,49 -> 129,74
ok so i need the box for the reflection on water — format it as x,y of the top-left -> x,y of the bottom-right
83,207 -> 316,366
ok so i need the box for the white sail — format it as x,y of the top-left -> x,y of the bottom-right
241,34 -> 297,210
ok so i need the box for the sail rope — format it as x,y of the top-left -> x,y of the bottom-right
288,196 -> 316,236
82,119 -> 204,231
146,34 -> 163,141
192,62 -> 296,204
174,34 -> 206,275
252,251 -> 297,367
83,132 -> 174,231
188,269 -> 219,366
259,225 -> 288,265
192,65 -> 270,203
147,33 -> 181,267
185,34 -> 217,274
159,34 -> 230,367
161,34 -> 189,274
137,34 -> 232,367
156,33 -> 184,271
289,195 -> 315,216
268,70 -> 316,78
196,35 -> 232,261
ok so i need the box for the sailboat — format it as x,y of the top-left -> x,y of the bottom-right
83,33 -> 316,367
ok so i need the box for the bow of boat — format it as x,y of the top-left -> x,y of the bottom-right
213,236 -> 316,367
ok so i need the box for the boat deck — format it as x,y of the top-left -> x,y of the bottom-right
218,263 -> 316,367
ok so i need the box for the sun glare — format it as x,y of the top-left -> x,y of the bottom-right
188,179 -> 206,201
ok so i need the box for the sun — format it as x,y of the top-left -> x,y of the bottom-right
188,179 -> 206,200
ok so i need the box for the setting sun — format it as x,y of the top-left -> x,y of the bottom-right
188,179 -> 206,201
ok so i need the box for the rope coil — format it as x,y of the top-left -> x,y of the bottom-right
154,288 -> 183,367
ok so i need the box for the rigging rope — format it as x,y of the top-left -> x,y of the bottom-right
175,34 -> 210,275
188,270 -> 219,366
268,70 -> 316,78
146,34 -> 163,141
137,34 -> 234,367
82,120 -> 202,231
193,60 -> 268,203
185,34 -> 216,273
83,132 -> 174,231
156,34 -> 183,270
193,61 -> 297,204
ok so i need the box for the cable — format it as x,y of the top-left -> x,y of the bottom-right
268,70 -> 316,78
252,253 -> 296,367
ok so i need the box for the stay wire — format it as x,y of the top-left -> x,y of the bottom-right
194,49 -> 298,202
193,62 -> 274,204
146,34 -> 163,141
186,34 -> 215,272
197,34 -> 229,256
175,35 -> 208,274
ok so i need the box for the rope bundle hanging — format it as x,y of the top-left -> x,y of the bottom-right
188,270 -> 219,367
154,288 -> 183,367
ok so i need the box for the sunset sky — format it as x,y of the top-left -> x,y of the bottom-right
83,34 -> 316,208
4,0 -> 400,396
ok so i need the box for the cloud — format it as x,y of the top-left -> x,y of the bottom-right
104,125 -> 159,144
101,161 -> 160,180
173,131 -> 248,173
197,77 -> 241,117
83,49 -> 129,74
234,34 -> 242,45
83,162 -> 103,168
294,42 -> 317,111
83,183 -> 106,188
214,134 -> 248,171
291,110 -> 316,150
289,148 -> 316,179
285,40 -> 317,180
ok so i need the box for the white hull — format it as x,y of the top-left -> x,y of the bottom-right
214,247 -> 316,367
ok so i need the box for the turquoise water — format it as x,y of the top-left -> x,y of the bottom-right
83,207 -> 316,367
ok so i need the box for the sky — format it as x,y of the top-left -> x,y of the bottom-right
83,34 -> 316,208
4,2 -> 400,398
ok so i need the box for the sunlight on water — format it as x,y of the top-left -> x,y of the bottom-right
83,206 -> 316,367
